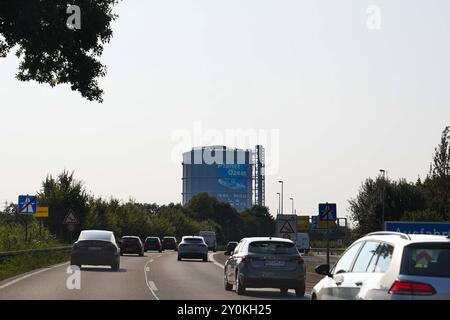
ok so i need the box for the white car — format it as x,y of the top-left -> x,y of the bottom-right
311,231 -> 450,300
177,236 -> 209,262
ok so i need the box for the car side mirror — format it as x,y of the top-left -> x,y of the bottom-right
315,264 -> 332,277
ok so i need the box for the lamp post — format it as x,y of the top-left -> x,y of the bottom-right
278,181 -> 284,214
277,192 -> 281,214
380,169 -> 386,231
290,197 -> 294,214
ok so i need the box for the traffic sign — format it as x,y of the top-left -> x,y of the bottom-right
18,195 -> 37,215
280,220 -> 295,233
385,221 -> 450,236
312,215 -> 337,229
63,209 -> 80,225
297,216 -> 310,231
276,214 -> 297,240
34,207 -> 49,218
319,203 -> 337,221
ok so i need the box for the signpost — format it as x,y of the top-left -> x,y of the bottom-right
18,195 -> 38,243
34,207 -> 49,237
276,214 -> 297,241
63,209 -> 80,242
319,203 -> 337,267
296,216 -> 310,232
385,221 -> 450,236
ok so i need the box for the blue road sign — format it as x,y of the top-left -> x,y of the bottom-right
319,203 -> 337,221
312,216 -> 318,229
18,195 -> 37,215
385,221 -> 450,236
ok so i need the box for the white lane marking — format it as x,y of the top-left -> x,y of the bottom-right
144,260 -> 159,300
145,267 -> 150,272
209,253 -> 224,269
148,281 -> 158,291
0,261 -> 69,290
150,259 -> 154,263
157,255 -> 162,258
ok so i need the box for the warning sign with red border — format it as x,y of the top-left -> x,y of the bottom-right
276,214 -> 297,241
63,209 -> 80,225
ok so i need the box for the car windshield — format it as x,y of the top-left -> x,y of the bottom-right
184,238 -> 203,243
249,241 -> 297,255
402,243 -> 450,278
79,231 -> 112,242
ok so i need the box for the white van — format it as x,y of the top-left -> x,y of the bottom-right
295,233 -> 310,253
198,231 -> 217,252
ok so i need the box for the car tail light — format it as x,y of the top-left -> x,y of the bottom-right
242,256 -> 251,264
389,279 -> 436,296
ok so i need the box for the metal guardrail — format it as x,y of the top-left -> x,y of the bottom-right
310,248 -> 346,255
0,246 -> 72,261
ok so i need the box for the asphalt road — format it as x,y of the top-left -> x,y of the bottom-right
0,251 -> 337,300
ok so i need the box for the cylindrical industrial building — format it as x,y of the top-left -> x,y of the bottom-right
182,146 -> 261,212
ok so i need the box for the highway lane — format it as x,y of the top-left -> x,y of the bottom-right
0,251 -> 319,300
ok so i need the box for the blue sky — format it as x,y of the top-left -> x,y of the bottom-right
1,1 -> 449,222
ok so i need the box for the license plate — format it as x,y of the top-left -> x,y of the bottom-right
88,247 -> 102,251
265,260 -> 285,267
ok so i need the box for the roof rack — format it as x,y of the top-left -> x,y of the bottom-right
365,231 -> 411,240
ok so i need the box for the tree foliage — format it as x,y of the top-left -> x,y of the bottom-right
349,126 -> 450,238
0,0 -> 118,102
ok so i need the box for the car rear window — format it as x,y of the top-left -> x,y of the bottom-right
184,238 -> 203,243
402,243 -> 450,278
249,241 -> 297,255
146,238 -> 158,243
164,238 -> 175,242
123,238 -> 139,244
79,231 -> 112,241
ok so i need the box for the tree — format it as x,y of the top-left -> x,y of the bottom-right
37,170 -> 90,242
429,126 -> 450,218
240,206 -> 275,237
0,0 -> 118,102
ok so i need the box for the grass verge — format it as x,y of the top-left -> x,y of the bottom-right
0,251 -> 70,282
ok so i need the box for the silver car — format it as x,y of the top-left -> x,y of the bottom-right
177,236 -> 209,262
224,237 -> 306,297
312,231 -> 450,300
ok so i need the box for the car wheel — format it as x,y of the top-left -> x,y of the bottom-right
111,261 -> 120,271
236,272 -> 246,295
159,249 -> 162,253
203,255 -> 208,262
120,252 -> 123,256
311,293 -> 317,300
177,255 -> 182,261
139,252 -> 144,257
70,260 -> 81,269
280,288 -> 289,295
295,286 -> 305,298
213,249 -> 217,253
224,274 -> 233,291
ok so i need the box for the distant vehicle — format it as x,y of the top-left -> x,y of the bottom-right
224,237 -> 306,297
120,236 -> 144,256
178,236 -> 209,262
162,236 -> 178,251
225,241 -> 238,255
144,237 -> 162,252
198,231 -> 217,252
312,231 -> 450,300
295,233 -> 310,254
70,230 -> 120,271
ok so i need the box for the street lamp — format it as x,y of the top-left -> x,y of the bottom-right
380,169 -> 386,231
290,197 -> 294,214
277,192 -> 281,214
278,181 -> 284,214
